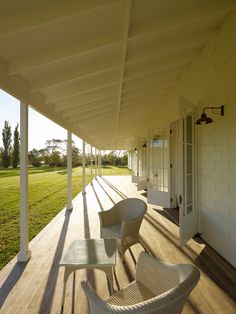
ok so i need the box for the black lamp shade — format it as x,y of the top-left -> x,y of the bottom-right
196,112 -> 213,125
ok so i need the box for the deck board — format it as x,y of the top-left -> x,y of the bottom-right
0,176 -> 236,313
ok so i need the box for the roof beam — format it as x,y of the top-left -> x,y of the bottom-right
54,92 -> 118,112
0,1 -> 117,38
121,89 -> 169,106
124,60 -> 190,83
45,81 -> 119,104
8,34 -> 122,75
127,30 -> 214,65
121,96 -> 162,110
123,76 -> 179,94
123,65 -> 185,85
44,69 -> 119,102
68,106 -> 115,122
125,51 -> 200,81
115,0 -> 132,138
62,101 -> 115,118
122,85 -> 173,101
128,1 -> 236,41
31,64 -> 120,91
78,121 -> 115,132
71,110 -> 115,123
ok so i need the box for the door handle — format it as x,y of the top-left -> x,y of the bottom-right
179,195 -> 182,205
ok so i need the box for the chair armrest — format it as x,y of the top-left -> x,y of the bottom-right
121,215 -> 144,236
98,207 -> 121,227
81,280 -> 114,314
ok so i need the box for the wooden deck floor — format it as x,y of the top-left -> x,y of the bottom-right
0,176 -> 236,314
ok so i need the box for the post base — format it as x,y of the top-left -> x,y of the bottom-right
17,250 -> 31,262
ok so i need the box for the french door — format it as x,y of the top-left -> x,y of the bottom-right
137,145 -> 147,191
179,97 -> 198,246
147,127 -> 170,208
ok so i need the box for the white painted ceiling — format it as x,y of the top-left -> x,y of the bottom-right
0,0 -> 235,149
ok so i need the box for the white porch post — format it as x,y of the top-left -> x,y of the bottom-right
67,131 -> 73,210
17,101 -> 31,262
98,150 -> 102,176
95,148 -> 98,178
82,140 -> 86,195
90,145 -> 93,184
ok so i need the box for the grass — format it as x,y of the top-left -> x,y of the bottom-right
0,165 -> 131,270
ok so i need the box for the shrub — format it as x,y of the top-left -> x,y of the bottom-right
32,160 -> 41,167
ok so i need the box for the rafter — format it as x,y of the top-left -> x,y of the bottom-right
31,64 -> 120,92
121,97 -> 162,111
0,1 -> 117,39
62,102 -> 115,118
125,52 -> 199,82
115,0 -> 132,138
54,92 -> 118,112
124,60 -> 189,84
122,85 -> 173,102
78,121 -> 115,132
123,76 -> 179,95
127,35 -> 214,71
8,34 -> 122,75
70,109 -> 115,123
44,69 -> 119,102
68,106 -> 115,122
128,1 -> 236,41
46,81 -> 119,104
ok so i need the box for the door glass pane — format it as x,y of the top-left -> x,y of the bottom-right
187,204 -> 193,214
187,175 -> 192,205
187,115 -> 192,143
187,144 -> 192,174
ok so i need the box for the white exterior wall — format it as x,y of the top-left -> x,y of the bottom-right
152,11 -> 236,267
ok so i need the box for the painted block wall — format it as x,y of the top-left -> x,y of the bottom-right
154,10 -> 236,267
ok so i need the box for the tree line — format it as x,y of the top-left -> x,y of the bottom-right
0,121 -> 20,168
0,121 -> 128,168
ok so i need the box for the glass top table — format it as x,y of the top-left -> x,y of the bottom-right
59,238 -> 117,308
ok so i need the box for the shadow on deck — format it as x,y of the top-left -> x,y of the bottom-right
0,176 -> 235,314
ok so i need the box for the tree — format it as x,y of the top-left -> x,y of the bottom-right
12,123 -> 20,168
45,139 -> 64,166
1,121 -> 12,168
28,148 -> 42,167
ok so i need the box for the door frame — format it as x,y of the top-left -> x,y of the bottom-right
179,96 -> 199,246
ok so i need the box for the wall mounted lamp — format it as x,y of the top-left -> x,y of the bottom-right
142,143 -> 147,148
196,105 -> 224,125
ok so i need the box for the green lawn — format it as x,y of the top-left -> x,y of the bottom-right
0,165 -> 131,270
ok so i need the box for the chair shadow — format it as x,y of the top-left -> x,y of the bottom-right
144,212 -> 236,302
0,262 -> 27,307
39,209 -> 72,314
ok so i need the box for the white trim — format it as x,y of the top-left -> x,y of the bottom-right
82,140 -> 86,195
95,148 -> 98,178
90,145 -> 93,184
66,131 -> 73,210
17,102 -> 31,262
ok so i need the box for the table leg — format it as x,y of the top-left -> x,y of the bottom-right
61,267 -> 75,308
100,266 -> 114,294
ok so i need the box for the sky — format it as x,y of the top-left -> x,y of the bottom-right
0,89 -> 83,151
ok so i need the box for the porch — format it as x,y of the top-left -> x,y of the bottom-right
0,176 -> 235,314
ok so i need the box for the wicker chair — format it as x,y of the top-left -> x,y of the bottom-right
98,198 -> 147,260
81,251 -> 200,314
